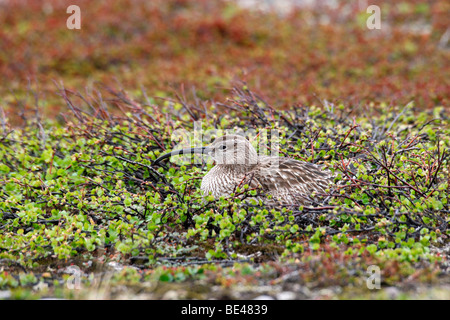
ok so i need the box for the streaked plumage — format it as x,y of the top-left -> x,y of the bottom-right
155,134 -> 334,205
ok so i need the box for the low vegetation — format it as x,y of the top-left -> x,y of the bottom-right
0,0 -> 448,299
0,85 -> 448,299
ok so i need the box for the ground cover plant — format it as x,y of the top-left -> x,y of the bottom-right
0,85 -> 448,299
0,0 -> 449,300
1,0 -> 449,125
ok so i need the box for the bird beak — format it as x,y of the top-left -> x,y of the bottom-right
153,146 -> 210,164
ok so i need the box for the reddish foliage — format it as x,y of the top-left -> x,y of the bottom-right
0,0 -> 448,118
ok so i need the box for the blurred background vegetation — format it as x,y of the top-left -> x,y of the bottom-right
0,0 -> 448,125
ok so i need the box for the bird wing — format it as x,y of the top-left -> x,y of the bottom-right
249,156 -> 334,203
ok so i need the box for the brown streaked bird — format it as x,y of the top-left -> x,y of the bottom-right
154,134 -> 334,205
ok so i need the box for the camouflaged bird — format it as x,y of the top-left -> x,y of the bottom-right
154,134 -> 334,205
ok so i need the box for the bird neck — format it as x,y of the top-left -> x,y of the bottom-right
215,164 -> 256,175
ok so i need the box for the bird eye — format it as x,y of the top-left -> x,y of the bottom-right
220,145 -> 227,150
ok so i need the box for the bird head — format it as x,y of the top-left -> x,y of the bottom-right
208,134 -> 258,165
154,134 -> 258,166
